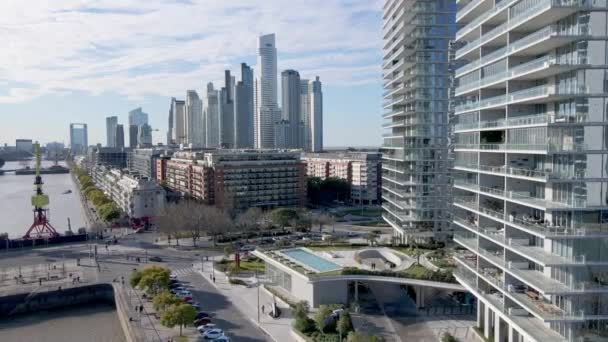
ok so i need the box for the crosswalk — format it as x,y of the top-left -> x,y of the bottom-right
170,264 -> 196,277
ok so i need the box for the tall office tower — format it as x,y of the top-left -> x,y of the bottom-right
254,33 -> 281,148
382,0 -> 453,243
451,0 -> 608,340
171,98 -> 186,145
300,79 -> 311,150
220,70 -> 236,148
128,107 -> 149,127
129,125 -> 139,148
115,124 -> 125,148
185,90 -> 204,147
138,123 -> 153,147
235,63 -> 254,148
69,123 -> 88,155
204,83 -> 221,148
167,102 -> 173,145
309,76 -> 323,152
106,116 -> 118,147
278,69 -> 304,149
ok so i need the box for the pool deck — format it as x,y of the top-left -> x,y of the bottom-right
278,248 -> 342,273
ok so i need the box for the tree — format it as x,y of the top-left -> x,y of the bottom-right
364,232 -> 378,247
156,202 -> 188,246
136,265 -> 171,295
130,269 -> 143,287
313,305 -> 333,333
236,207 -> 263,236
293,301 -> 315,333
206,207 -> 233,246
347,331 -> 384,342
337,311 -> 354,341
314,213 -> 333,233
153,292 -> 183,313
98,203 -> 120,221
160,304 -> 197,336
271,208 -> 298,230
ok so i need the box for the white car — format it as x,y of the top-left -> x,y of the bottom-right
170,273 -> 178,280
197,323 -> 216,332
203,328 -> 224,339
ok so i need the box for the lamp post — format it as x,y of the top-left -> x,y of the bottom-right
256,269 -> 260,323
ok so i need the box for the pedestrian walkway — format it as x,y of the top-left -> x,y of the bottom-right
171,265 -> 195,278
198,257 -> 293,342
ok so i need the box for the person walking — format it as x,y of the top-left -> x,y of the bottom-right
261,305 -> 265,314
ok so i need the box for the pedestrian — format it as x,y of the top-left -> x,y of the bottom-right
39,278 -> 42,286
213,276 -> 215,283
139,305 -> 143,313
261,305 -> 265,314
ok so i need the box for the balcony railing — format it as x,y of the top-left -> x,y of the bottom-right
454,113 -> 550,131
453,163 -> 549,180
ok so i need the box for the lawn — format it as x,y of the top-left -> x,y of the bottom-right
402,264 -> 433,279
215,258 -> 265,273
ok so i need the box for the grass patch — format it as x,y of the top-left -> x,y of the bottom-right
402,264 -> 433,278
214,258 -> 265,273
172,336 -> 188,342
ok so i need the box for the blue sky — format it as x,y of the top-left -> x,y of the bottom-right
0,0 -> 384,147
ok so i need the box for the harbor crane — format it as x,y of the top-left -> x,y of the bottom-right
23,142 -> 60,239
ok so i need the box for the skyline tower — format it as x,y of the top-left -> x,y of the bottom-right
106,116 -> 118,148
185,90 -> 204,147
235,63 -> 254,149
204,82 -> 221,148
254,33 -> 281,149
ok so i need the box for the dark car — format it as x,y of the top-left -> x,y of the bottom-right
194,317 -> 212,326
149,256 -> 163,262
196,312 -> 211,320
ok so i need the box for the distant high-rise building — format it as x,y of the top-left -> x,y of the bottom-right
254,33 -> 281,148
138,123 -> 153,147
167,103 -> 173,146
220,70 -> 236,148
115,124 -> 125,148
170,98 -> 186,145
277,69 -> 304,149
129,125 -> 139,148
300,79 -> 311,150
235,63 -> 254,149
106,116 -> 118,147
204,83 -> 221,148
309,76 -> 323,152
185,90 -> 204,147
128,107 -> 148,127
69,123 -> 88,155
15,139 -> 33,154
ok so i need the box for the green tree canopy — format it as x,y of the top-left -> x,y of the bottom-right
270,208 -> 298,229
134,265 -> 170,295
153,292 -> 183,313
160,304 -> 197,336
313,305 -> 333,333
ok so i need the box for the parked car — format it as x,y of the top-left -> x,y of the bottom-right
215,335 -> 230,342
170,273 -> 178,280
240,245 -> 256,252
202,329 -> 224,339
195,312 -> 210,319
196,323 -> 217,333
194,317 -> 212,326
149,256 -> 163,262
176,290 -> 192,297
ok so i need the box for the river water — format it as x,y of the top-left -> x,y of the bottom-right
0,161 -> 86,238
0,303 -> 125,342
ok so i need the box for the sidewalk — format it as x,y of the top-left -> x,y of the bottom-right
198,257 -> 293,342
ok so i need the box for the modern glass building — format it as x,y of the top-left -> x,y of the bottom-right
382,0 -> 456,243
451,0 -> 608,340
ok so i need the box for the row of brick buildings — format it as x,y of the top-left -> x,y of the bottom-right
156,150 -> 307,210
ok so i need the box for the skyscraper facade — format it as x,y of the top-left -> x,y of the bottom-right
451,0 -> 608,340
185,90 -> 204,147
115,124 -> 125,148
129,125 -> 139,148
128,107 -> 149,127
278,69 -> 304,149
69,123 -> 88,155
171,98 -> 186,145
106,116 -> 118,148
204,83 -> 221,148
235,63 -> 254,148
138,123 -> 153,147
309,76 -> 323,152
220,70 -> 235,148
382,0 -> 453,243
300,79 -> 311,150
254,33 -> 281,149
167,102 -> 174,145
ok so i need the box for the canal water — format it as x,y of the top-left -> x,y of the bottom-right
0,303 -> 125,342
0,161 -> 86,238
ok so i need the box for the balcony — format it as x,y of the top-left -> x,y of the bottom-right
453,113 -> 550,132
453,163 -> 549,181
456,0 -> 517,39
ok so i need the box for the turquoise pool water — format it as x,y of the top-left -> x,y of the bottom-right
282,248 -> 341,273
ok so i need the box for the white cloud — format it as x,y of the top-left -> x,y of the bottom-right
0,0 -> 382,102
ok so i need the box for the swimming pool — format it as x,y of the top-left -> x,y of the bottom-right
281,248 -> 342,273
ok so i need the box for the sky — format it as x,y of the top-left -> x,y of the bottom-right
0,0 -> 384,148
